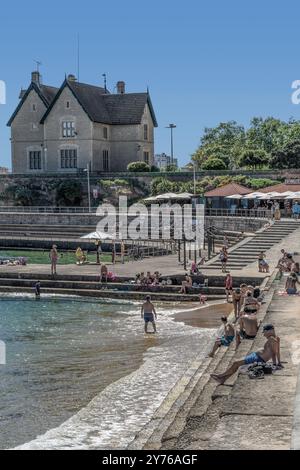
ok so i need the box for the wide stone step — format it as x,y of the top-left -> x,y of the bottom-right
0,285 -> 225,302
0,278 -> 226,295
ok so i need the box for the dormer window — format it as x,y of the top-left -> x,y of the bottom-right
62,121 -> 76,138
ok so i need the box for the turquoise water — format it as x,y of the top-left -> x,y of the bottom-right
0,296 -> 147,449
0,295 -> 216,450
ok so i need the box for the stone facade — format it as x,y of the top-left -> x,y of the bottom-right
8,73 -> 157,174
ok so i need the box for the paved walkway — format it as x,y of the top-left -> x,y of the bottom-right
1,222 -> 300,282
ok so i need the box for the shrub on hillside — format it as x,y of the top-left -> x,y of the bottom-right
201,158 -> 227,170
127,162 -> 150,172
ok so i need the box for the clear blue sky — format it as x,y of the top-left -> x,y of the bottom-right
1,0 -> 300,169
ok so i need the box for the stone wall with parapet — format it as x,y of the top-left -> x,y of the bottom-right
206,216 -> 266,233
0,211 -> 265,233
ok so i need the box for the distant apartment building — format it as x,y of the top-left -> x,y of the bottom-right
154,153 -> 178,170
0,167 -> 9,174
7,72 -> 158,174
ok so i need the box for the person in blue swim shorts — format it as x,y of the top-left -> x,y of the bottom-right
141,295 -> 157,334
208,316 -> 235,357
211,324 -> 282,384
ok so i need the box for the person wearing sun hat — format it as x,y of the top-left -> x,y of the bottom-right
211,324 -> 282,384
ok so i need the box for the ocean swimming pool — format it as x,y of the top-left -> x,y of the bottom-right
0,295 -> 215,449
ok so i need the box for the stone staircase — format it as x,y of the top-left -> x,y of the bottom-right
204,220 -> 300,271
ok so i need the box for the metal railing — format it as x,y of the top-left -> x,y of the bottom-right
205,208 -> 271,219
0,206 -> 96,214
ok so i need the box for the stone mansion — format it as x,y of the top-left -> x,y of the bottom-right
7,72 -> 157,173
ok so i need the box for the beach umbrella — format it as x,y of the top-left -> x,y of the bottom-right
280,191 -> 296,197
269,191 -> 285,198
175,192 -> 193,199
155,192 -> 178,201
144,195 -> 160,202
257,192 -> 277,200
81,231 -> 115,240
242,192 -> 265,199
225,194 -> 245,199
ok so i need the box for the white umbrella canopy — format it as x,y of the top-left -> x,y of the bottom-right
225,194 -> 245,199
242,192 -> 265,199
81,231 -> 115,240
269,192 -> 286,198
175,192 -> 194,199
155,192 -> 178,201
257,192 -> 278,200
144,195 -> 160,202
280,191 -> 296,197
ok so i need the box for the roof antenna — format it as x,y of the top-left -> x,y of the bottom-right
102,73 -> 107,93
77,34 -> 80,82
34,60 -> 42,73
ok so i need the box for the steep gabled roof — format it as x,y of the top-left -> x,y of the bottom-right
40,79 -> 158,127
7,83 -> 58,126
103,92 -> 158,126
205,182 -> 252,197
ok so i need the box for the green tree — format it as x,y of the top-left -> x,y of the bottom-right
202,158 -> 227,170
127,162 -> 150,172
192,121 -> 245,168
271,139 -> 300,169
164,164 -> 178,172
238,149 -> 269,169
150,165 -> 160,172
56,180 -> 82,206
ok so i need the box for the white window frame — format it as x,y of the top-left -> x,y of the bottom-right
62,121 -> 76,138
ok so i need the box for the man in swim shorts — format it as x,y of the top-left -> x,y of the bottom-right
208,316 -> 235,357
141,295 -> 157,334
211,324 -> 282,384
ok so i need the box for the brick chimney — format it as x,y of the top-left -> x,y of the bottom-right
117,81 -> 125,94
31,71 -> 41,87
67,74 -> 77,82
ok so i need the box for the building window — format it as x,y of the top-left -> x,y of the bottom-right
144,124 -> 148,140
103,150 -> 109,171
32,104 -> 37,111
66,101 -> 70,109
62,121 -> 76,138
29,151 -> 41,170
60,149 -> 77,169
143,151 -> 150,164
103,127 -> 108,139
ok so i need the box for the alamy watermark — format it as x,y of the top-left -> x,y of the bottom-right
0,340 -> 6,365
0,80 -> 6,104
95,196 -> 205,246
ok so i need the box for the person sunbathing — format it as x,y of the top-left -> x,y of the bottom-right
179,274 -> 192,294
243,291 -> 260,314
235,312 -> 260,349
211,324 -> 281,384
208,316 -> 235,357
285,272 -> 300,295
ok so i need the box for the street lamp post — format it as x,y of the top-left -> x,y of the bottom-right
84,162 -> 91,213
166,124 -> 176,164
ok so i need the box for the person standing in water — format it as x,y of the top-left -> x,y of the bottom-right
34,281 -> 41,299
141,295 -> 157,334
49,245 -> 59,276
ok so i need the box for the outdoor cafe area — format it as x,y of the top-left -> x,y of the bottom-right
204,182 -> 300,217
